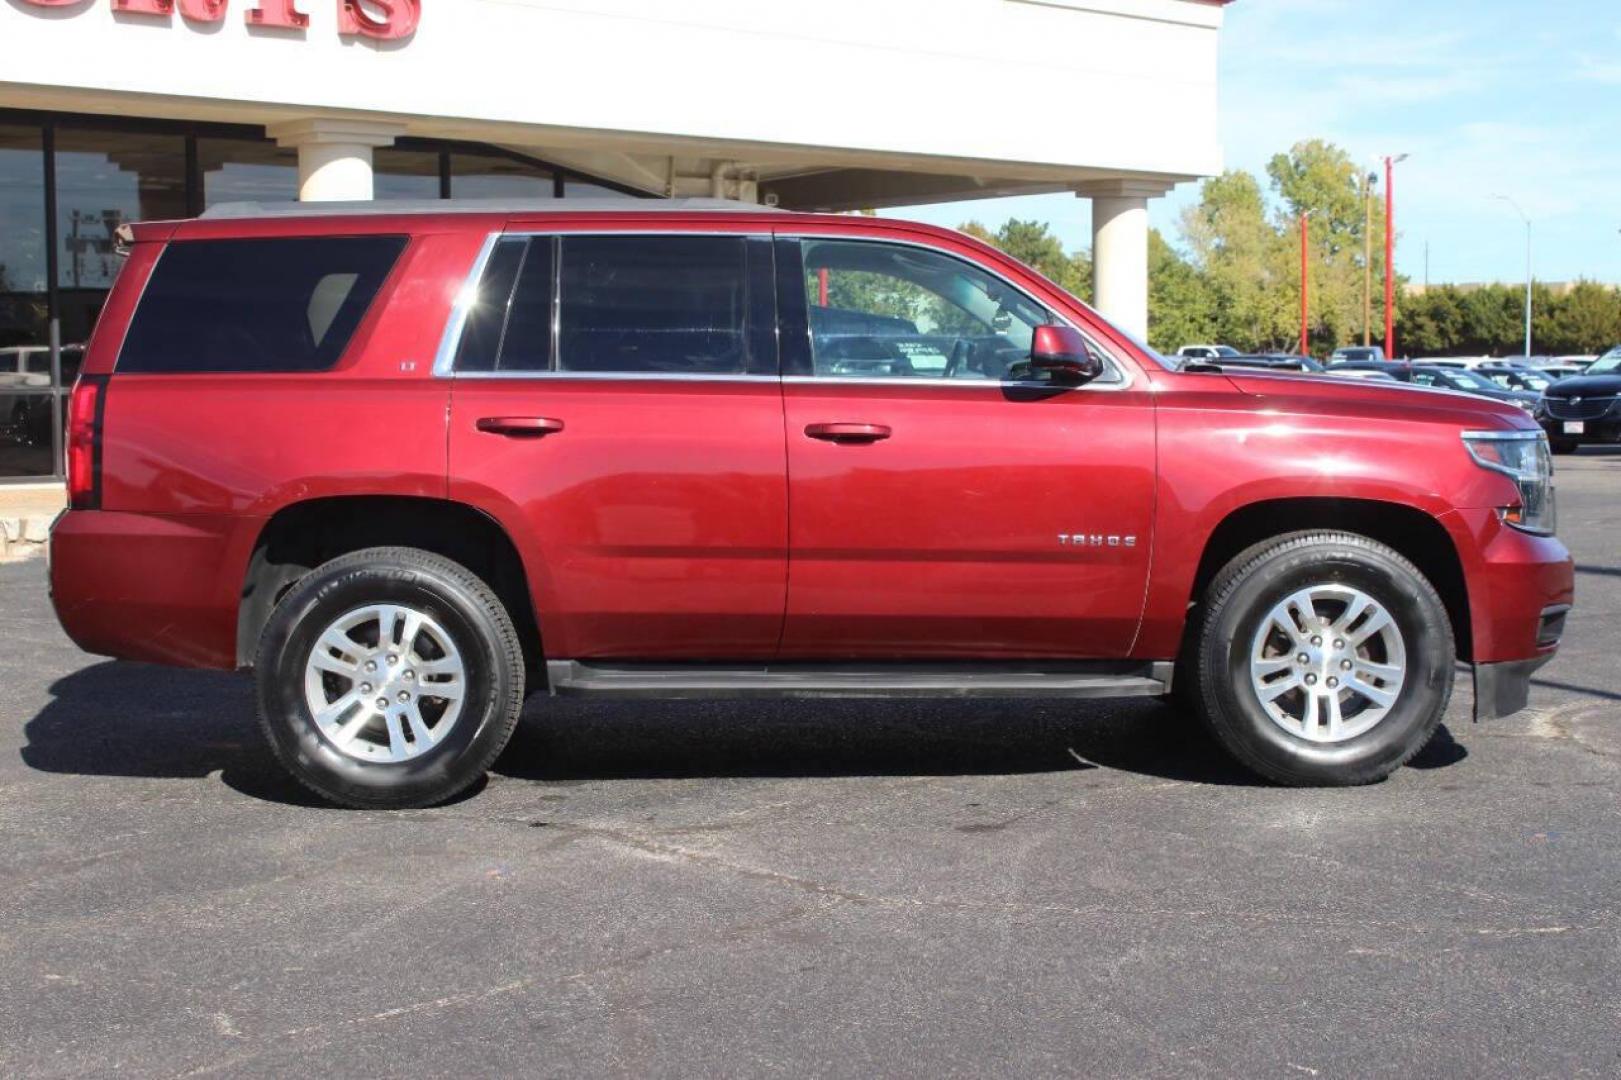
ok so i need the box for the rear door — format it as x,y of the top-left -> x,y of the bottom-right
447,229 -> 787,660
775,234 -> 1155,660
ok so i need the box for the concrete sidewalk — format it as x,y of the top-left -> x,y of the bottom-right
0,483 -> 64,561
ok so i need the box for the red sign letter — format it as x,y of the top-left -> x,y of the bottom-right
338,0 -> 419,41
179,0 -> 228,21
112,0 -> 173,14
246,0 -> 309,29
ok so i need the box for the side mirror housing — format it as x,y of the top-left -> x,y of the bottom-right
1028,324 -> 1105,385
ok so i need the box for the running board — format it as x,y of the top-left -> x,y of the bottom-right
545,660 -> 1173,700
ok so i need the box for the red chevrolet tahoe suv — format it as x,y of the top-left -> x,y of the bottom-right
48,199 -> 1573,808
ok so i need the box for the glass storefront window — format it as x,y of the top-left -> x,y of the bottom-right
55,129 -> 186,292
55,128 -> 187,346
450,152 -> 553,198
376,148 -> 441,200
200,136 -> 298,207
1,110 -> 646,482
0,124 -> 47,351
564,178 -> 633,198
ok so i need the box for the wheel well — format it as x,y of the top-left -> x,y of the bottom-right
237,496 -> 543,679
1188,498 -> 1472,659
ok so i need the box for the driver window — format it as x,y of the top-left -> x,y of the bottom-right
800,239 -> 1049,381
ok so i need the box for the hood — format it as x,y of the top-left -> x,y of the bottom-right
1471,386 -> 1539,406
1545,373 -> 1621,397
1218,370 -> 1539,432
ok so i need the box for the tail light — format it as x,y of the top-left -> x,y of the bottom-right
66,375 -> 107,510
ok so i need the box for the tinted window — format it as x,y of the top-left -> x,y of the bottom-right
558,236 -> 747,374
119,236 -> 406,373
452,238 -> 525,373
499,239 -> 555,372
452,237 -> 554,373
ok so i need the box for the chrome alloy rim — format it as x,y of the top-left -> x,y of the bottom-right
302,604 -> 467,763
1248,584 -> 1407,744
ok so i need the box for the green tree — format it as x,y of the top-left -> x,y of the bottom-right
1540,281 -> 1621,354
960,218 -> 1091,302
1180,169 -> 1295,350
1266,140 -> 1388,351
1147,228 -> 1215,352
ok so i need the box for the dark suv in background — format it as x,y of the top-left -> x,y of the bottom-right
1538,345 -> 1621,453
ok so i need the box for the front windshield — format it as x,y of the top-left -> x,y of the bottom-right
1587,346 -> 1621,375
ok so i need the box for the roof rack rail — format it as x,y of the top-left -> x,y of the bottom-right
198,196 -> 788,220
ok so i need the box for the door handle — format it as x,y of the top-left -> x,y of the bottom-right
476,416 -> 565,438
804,422 -> 892,444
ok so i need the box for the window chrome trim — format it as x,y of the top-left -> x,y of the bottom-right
432,231 -> 501,376
448,370 -> 774,383
434,228 -> 1131,392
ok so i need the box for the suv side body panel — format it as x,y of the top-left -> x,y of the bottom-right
52,219 -> 493,668
49,207 -> 1573,692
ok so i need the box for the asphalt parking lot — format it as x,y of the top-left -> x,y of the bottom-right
1,458 -> 1617,1079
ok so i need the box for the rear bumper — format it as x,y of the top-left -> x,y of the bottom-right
49,509 -> 255,670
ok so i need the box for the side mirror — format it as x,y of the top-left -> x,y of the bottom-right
1028,324 -> 1105,385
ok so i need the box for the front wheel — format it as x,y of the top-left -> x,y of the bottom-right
255,547 -> 525,809
1191,532 -> 1454,786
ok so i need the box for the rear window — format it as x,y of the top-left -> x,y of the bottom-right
118,236 -> 406,373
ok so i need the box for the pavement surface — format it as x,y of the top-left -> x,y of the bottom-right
1,457 -> 1618,1079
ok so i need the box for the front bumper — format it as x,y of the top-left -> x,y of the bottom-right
1473,652 -> 1556,721
1538,417 -> 1621,443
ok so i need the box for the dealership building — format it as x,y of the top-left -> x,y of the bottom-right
0,0 -> 1227,483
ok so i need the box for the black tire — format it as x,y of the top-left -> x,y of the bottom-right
1549,437 -> 1579,455
1191,531 -> 1454,786
255,547 -> 525,809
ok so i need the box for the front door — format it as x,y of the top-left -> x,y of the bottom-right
776,236 -> 1155,660
448,231 -> 786,660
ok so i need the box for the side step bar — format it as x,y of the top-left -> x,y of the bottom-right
545,660 -> 1173,700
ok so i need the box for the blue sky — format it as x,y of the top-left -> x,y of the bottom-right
887,0 -> 1621,286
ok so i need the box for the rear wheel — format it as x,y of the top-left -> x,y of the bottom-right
255,547 -> 525,809
1191,532 -> 1454,786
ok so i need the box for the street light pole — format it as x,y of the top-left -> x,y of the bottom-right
1493,194 -> 1532,357
1300,210 -> 1310,356
1382,153 -> 1407,358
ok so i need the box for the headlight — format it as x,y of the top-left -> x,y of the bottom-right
1463,429 -> 1555,535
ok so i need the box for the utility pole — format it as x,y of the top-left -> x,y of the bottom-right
1382,153 -> 1408,359
1493,195 -> 1532,356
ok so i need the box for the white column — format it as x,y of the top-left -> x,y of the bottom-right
266,119 -> 406,202
1076,181 -> 1171,341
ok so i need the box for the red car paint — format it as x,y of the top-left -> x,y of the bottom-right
49,208 -> 1572,684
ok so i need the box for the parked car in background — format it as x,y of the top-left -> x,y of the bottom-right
1323,366 -> 1400,382
1324,361 -> 1539,410
1329,345 -> 1385,362
1179,353 -> 1326,373
1176,344 -> 1240,360
1538,344 -> 1621,453
49,199 -> 1572,808
1476,363 -> 1555,394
